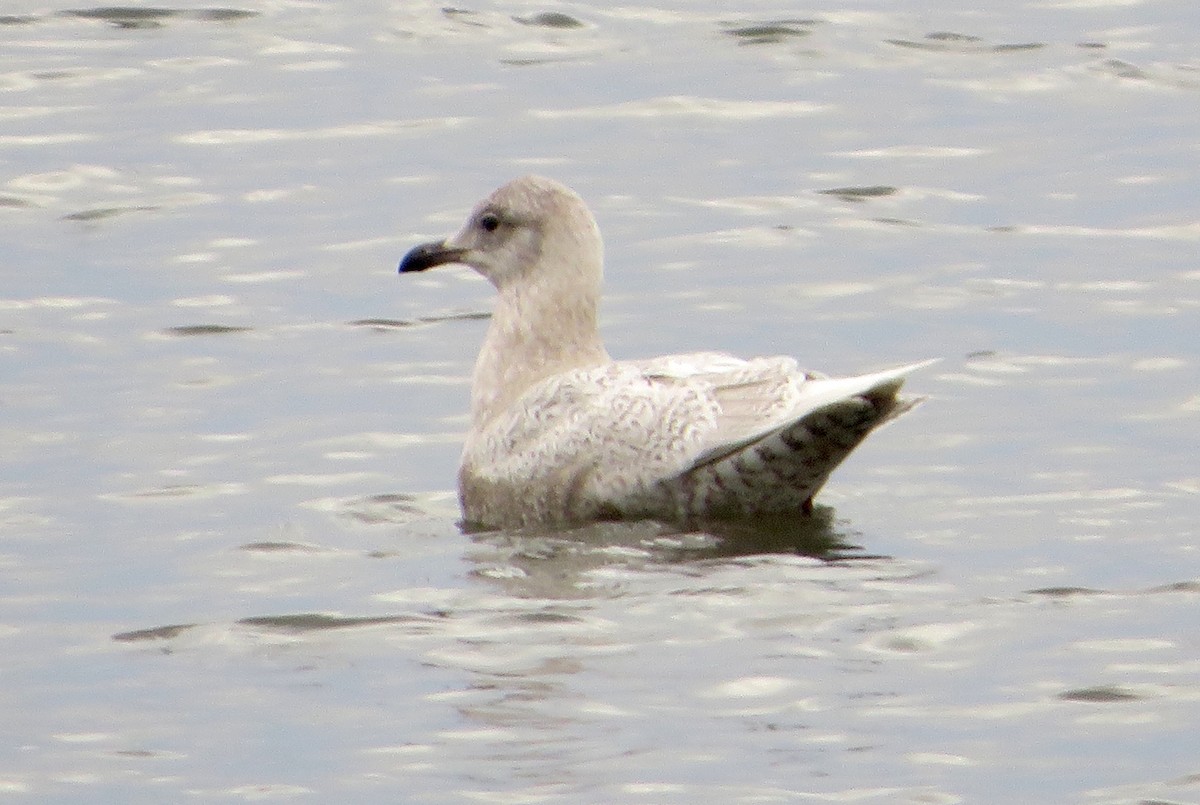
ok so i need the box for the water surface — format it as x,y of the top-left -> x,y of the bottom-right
1,1 -> 1198,802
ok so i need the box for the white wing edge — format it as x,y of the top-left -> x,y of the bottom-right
686,358 -> 940,471
783,358 -> 940,416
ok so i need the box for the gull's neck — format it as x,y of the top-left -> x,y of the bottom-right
470,266 -> 610,428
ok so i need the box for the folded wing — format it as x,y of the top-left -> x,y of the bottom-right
461,354 -> 933,525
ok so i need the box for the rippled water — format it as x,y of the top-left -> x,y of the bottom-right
2,2 -> 1198,803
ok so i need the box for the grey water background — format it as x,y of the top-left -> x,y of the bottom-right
2,1 -> 1198,802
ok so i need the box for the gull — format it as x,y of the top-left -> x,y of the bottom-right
398,175 -> 932,529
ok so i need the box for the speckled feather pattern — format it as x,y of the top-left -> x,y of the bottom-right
400,176 -> 931,529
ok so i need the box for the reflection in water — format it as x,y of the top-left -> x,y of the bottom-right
817,185 -> 898,202
460,506 -> 869,599
62,8 -> 259,26
689,508 -> 868,559
886,32 -> 1046,53
161,324 -> 252,336
513,12 -> 586,30
721,20 -> 817,46
61,205 -> 158,222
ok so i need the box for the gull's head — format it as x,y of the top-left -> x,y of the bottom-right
398,175 -> 602,291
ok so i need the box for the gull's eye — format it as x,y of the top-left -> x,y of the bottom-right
479,212 -> 501,233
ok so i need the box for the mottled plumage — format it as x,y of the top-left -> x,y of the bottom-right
399,176 -> 931,529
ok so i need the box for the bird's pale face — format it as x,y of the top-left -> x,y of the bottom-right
398,177 -> 559,289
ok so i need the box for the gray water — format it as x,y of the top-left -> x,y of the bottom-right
2,2 -> 1198,803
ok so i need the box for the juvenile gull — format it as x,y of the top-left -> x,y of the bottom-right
399,175 -> 932,529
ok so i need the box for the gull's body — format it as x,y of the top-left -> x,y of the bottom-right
399,176 -> 931,529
